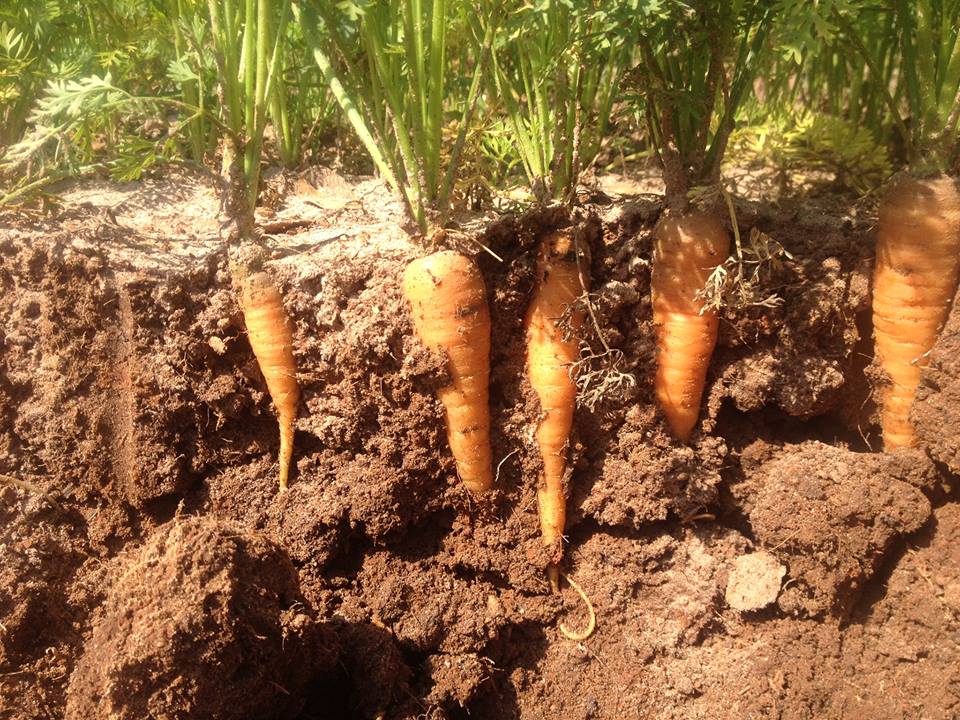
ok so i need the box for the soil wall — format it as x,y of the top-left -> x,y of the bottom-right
1,172 -> 958,719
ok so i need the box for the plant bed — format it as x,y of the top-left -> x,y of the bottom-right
1,168 -> 958,719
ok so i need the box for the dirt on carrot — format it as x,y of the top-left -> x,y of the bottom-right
1,167 -> 959,720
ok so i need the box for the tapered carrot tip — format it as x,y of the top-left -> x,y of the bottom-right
241,271 -> 300,491
873,176 -> 960,450
403,251 -> 493,494
652,212 -> 729,443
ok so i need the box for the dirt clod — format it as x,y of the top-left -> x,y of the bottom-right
65,516 -> 335,720
725,551 -> 786,611
915,283 -> 960,477
749,441 -> 931,617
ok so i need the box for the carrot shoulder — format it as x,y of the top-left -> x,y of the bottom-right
403,251 -> 493,494
241,271 -> 300,491
652,212 -> 729,442
872,176 -> 960,449
525,231 -> 587,589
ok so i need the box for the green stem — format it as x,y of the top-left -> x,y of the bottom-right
294,2 -> 415,223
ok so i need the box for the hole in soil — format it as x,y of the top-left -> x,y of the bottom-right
323,532 -> 374,584
716,401 -> 850,452
296,668 -> 350,720
142,492 -> 188,524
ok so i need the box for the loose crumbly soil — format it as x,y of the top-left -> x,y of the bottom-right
1,166 -> 958,719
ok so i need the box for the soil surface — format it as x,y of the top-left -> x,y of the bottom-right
1,166 -> 959,719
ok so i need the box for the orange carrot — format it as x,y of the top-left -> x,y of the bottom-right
241,271 -> 300,491
652,211 -> 730,442
525,231 -> 587,590
403,251 -> 493,494
873,176 -> 960,449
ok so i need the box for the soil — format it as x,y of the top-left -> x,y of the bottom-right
1,165 -> 959,719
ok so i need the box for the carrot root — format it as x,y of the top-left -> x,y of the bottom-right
652,212 -> 730,442
526,231 -> 589,586
873,175 -> 960,449
403,251 -> 493,494
241,272 -> 300,491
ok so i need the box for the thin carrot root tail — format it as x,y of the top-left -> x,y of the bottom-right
277,405 -> 296,491
546,563 -> 561,594
538,483 -> 566,590
873,176 -> 960,450
652,212 -> 730,443
558,572 -> 596,641
241,272 -> 300,492
403,251 -> 493,494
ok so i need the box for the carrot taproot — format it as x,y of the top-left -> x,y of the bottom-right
525,231 -> 587,590
652,211 -> 730,443
403,251 -> 493,495
872,176 -> 960,449
241,271 -> 300,491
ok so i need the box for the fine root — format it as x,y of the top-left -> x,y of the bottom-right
554,232 -> 636,411
0,473 -> 65,512
695,185 -> 793,313
558,571 -> 597,641
696,225 -> 793,313
569,343 -> 636,412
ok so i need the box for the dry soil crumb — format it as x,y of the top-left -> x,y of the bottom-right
725,551 -> 786,611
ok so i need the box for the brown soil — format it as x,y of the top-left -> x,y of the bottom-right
1,167 -> 958,719
65,515 -> 337,720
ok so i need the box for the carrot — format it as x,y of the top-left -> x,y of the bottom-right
402,251 -> 493,494
525,231 -> 587,590
652,211 -> 730,443
872,176 -> 960,449
241,271 -> 300,491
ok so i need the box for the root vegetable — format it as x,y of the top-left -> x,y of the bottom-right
241,272 -> 300,491
403,251 -> 493,494
525,231 -> 587,589
652,212 -> 730,442
873,176 -> 960,449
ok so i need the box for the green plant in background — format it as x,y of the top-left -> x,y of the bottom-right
785,114 -> 891,192
1,0 -> 957,216
162,0 -> 215,164
0,2 -> 98,148
1,0 -> 293,228
452,118 -> 524,204
0,71 -> 226,205
726,113 -> 892,194
0,19 -> 46,147
0,0 -> 209,203
491,0 -> 630,202
296,0 -> 500,233
768,0 -> 959,174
